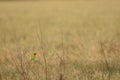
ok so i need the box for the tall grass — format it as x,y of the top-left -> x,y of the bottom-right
0,0 -> 120,80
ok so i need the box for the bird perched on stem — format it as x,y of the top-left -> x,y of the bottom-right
31,53 -> 37,61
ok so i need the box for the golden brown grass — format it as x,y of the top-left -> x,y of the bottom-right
0,0 -> 120,80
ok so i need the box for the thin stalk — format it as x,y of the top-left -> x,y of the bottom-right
36,27 -> 48,80
60,30 -> 66,80
0,68 -> 3,80
99,40 -> 111,80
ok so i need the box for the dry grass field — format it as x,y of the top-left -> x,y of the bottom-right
0,0 -> 120,80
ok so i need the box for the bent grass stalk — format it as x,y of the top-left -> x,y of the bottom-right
36,27 -> 48,80
99,40 -> 111,80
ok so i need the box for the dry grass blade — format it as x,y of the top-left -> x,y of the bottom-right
36,26 -> 48,80
98,40 -> 111,80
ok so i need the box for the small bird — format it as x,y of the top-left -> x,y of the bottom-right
31,53 -> 37,61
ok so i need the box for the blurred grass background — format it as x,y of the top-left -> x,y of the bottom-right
0,0 -> 120,80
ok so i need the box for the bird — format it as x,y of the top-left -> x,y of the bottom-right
31,53 -> 37,61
